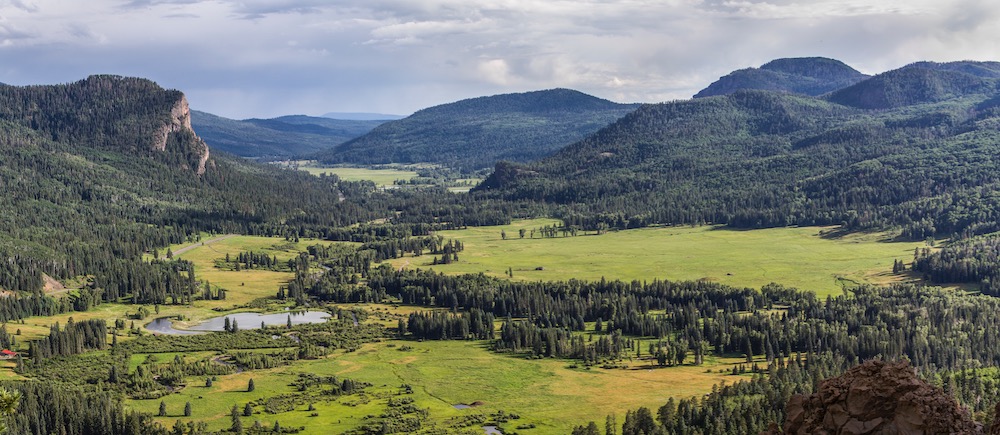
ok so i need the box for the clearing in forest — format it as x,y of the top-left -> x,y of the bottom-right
389,219 -> 931,297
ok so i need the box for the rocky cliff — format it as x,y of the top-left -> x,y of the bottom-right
157,94 -> 210,175
764,360 -> 989,434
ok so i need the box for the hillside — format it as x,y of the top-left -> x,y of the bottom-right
478,61 -> 1000,240
0,76 -> 375,296
694,57 -> 869,98
191,111 -> 385,159
314,88 -> 639,170
827,61 -> 1000,109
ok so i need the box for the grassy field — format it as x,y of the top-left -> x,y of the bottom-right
293,162 -> 419,187
162,235 -> 351,312
131,338 -> 750,434
389,219 -> 931,297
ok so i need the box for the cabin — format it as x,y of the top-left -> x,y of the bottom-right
0,349 -> 17,359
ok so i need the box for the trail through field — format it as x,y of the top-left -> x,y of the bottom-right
167,234 -> 238,258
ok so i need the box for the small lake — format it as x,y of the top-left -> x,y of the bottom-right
146,310 -> 331,335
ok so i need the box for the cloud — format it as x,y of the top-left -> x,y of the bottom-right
0,0 -> 997,118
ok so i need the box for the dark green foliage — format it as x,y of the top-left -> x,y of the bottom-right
1,381 -> 165,435
479,69 -> 1000,240
405,309 -> 495,340
190,110 -> 385,159
828,63 -> 999,109
695,57 -> 869,98
315,88 -> 638,170
28,318 -> 106,361
913,233 -> 1000,295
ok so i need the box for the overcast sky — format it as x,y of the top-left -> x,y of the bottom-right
1,0 -> 997,118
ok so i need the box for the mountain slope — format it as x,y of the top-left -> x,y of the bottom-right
479,62 -> 1000,239
315,88 -> 639,170
694,57 -> 869,98
0,76 -> 368,296
828,62 -> 999,109
191,111 -> 385,159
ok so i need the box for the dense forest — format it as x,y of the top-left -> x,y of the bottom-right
315,88 -> 639,170
478,61 -> 1000,242
694,57 -> 869,98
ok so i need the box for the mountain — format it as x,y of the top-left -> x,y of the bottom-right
191,111 -> 385,159
827,62 -> 1000,109
322,112 -> 404,120
314,88 -> 640,171
0,75 -> 366,295
478,60 -> 1000,240
694,57 -> 869,98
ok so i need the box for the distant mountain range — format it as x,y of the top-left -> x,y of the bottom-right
314,88 -> 639,171
322,112 -> 404,121
190,111 -> 387,159
478,59 -> 1000,239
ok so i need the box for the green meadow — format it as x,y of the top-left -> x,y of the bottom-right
131,338 -> 750,434
390,219 -> 931,296
294,162 -> 419,187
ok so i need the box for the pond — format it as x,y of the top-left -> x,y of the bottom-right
146,310 -> 331,335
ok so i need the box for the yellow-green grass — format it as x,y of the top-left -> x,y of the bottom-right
130,340 -> 749,434
296,164 -> 418,187
388,219 -> 931,297
165,235 -> 353,310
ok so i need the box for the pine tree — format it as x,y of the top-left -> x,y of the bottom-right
247,378 -> 255,392
230,405 -> 243,433
158,401 -> 167,416
184,402 -> 191,417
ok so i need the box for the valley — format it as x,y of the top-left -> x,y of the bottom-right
4,58 -> 1000,434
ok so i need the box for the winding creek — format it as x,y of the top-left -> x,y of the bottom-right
146,310 -> 331,335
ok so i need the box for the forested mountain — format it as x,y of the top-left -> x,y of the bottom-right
314,88 -> 639,170
827,61 -> 1000,109
0,74 -> 541,302
478,61 -> 1000,240
0,76 -> 404,298
694,57 -> 869,98
190,110 -> 385,159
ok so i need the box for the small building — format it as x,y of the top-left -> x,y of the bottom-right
0,349 -> 17,359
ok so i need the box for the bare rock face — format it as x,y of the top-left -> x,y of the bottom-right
156,94 -> 210,175
765,360 -> 983,434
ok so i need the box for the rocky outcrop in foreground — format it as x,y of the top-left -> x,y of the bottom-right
764,360 -> 989,434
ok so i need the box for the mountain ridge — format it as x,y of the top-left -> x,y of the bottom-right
478,59 -> 1000,240
191,110 -> 385,159
694,57 -> 869,98
315,88 -> 639,171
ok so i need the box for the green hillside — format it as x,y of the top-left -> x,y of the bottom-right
315,88 -> 639,170
479,61 -> 1000,241
694,57 -> 869,98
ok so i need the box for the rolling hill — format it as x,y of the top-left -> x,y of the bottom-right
478,60 -> 1000,240
694,57 -> 869,98
190,111 -> 386,159
314,88 -> 639,171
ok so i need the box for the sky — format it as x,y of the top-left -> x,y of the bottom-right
0,0 -> 998,119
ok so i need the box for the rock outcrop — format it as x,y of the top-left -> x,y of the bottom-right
156,94 -> 210,175
764,360 -> 985,434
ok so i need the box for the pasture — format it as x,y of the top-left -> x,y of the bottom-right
293,162 -> 419,187
131,338 -> 751,434
389,219 -> 931,296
